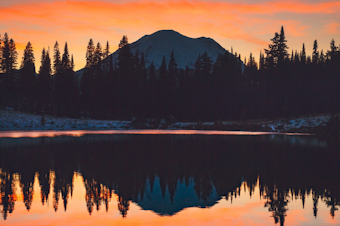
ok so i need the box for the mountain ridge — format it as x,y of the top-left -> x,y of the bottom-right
76,30 -> 228,75
119,29 -> 227,69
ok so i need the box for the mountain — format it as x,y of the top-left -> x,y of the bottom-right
130,176 -> 221,216
76,30 -> 228,77
112,30 -> 227,69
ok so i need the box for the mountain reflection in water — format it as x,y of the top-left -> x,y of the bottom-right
0,134 -> 339,225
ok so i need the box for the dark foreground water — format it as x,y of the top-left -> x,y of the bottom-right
0,131 -> 339,226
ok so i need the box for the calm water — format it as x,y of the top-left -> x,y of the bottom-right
0,131 -> 339,226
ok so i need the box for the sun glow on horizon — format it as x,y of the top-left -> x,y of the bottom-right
0,0 -> 339,71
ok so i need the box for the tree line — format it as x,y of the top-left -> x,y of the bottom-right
0,33 -> 77,117
0,27 -> 339,120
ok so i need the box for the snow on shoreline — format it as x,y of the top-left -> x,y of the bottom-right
0,110 -> 331,132
0,110 -> 131,131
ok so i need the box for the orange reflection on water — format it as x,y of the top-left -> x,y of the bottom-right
1,173 -> 339,226
0,130 -> 309,138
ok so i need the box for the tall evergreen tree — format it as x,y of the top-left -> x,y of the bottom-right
93,42 -> 104,115
53,41 -> 61,75
117,35 -> 133,117
277,26 -> 289,65
265,26 -> 288,69
312,40 -> 319,64
37,48 -> 52,112
117,36 -> 133,78
301,43 -> 306,65
103,41 -> 110,74
81,39 -> 95,115
19,42 -> 36,111
54,42 -> 77,116
0,33 -> 17,107
61,42 -> 71,71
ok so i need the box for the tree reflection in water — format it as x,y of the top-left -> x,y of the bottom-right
0,134 -> 340,225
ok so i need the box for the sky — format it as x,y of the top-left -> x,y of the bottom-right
0,0 -> 339,71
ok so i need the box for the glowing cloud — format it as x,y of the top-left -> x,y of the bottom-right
0,0 -> 338,70
325,22 -> 340,34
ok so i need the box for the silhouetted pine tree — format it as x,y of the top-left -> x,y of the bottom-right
54,42 -> 77,116
81,39 -> 95,116
277,26 -> 289,66
53,41 -> 61,75
93,42 -> 104,117
37,48 -> 51,112
0,33 -> 18,108
312,40 -> 319,64
325,39 -> 340,114
18,42 -> 36,112
103,41 -> 110,74
117,35 -> 134,118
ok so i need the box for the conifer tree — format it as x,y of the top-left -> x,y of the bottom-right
19,42 -> 36,111
0,33 -> 17,107
259,51 -> 265,71
246,52 -> 257,76
265,26 -> 288,69
1,33 -> 17,74
103,41 -> 110,74
117,36 -> 133,78
71,54 -> 75,71
290,50 -> 294,62
54,42 -> 77,116
277,26 -> 289,65
53,41 -> 61,75
81,39 -> 95,115
94,42 -> 102,67
319,50 -> 325,65
301,43 -> 306,65
117,35 -> 133,117
61,42 -> 71,71
327,39 -> 337,60
37,48 -> 51,112
93,42 -> 104,114
312,40 -> 319,64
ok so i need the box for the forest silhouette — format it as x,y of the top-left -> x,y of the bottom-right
0,134 -> 340,225
0,27 -> 340,120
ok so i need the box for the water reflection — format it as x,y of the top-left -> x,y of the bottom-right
0,134 -> 339,225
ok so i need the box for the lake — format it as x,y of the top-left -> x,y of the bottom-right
0,131 -> 339,225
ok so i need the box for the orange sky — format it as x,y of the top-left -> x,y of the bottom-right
0,0 -> 339,71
